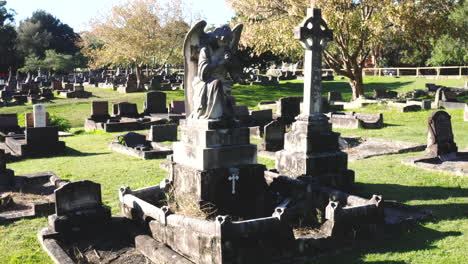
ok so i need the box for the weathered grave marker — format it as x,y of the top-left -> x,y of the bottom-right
144,92 -> 168,114
49,180 -> 111,233
426,111 -> 458,159
262,120 -> 285,151
149,124 -> 178,142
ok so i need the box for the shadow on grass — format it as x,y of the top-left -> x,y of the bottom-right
64,147 -> 108,157
353,183 -> 468,203
310,220 -> 461,264
383,123 -> 402,127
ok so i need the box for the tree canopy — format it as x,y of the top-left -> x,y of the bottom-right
16,10 -> 79,58
0,0 -> 17,72
228,0 -> 458,99
83,0 -> 196,88
83,0 -> 193,68
428,1 -> 468,66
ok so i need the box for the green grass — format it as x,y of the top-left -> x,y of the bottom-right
0,76 -> 467,263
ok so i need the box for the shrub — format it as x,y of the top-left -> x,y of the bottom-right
49,114 -> 72,131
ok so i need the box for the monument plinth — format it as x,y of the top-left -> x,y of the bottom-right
275,8 -> 354,191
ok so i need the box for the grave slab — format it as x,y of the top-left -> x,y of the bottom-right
402,151 -> 468,176
340,137 -> 426,162
0,172 -> 67,222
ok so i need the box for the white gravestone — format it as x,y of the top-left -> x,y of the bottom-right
33,104 -> 47,127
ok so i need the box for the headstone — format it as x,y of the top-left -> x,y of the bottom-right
426,83 -> 440,92
33,104 -> 47,128
149,124 -> 178,142
64,83 -> 73,90
328,91 -> 342,102
52,81 -> 62,90
144,92 -> 168,114
55,181 -> 102,215
49,180 -> 111,233
441,89 -> 457,102
91,101 -> 110,119
401,105 -> 421,112
373,88 -> 387,99
426,111 -> 458,159
125,73 -> 138,92
149,75 -> 163,90
169,100 -> 185,114
113,102 -> 139,117
263,120 -> 285,151
250,109 -> 273,122
73,85 -> 84,92
119,132 -> 147,148
0,114 -> 19,130
277,97 -> 301,120
234,105 -> 250,119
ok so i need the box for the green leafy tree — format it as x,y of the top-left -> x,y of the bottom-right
20,54 -> 45,72
84,0 -> 196,89
16,10 -> 79,58
428,1 -> 468,66
0,0 -> 18,72
27,10 -> 80,54
228,0 -> 457,99
16,20 -> 52,57
43,50 -> 75,73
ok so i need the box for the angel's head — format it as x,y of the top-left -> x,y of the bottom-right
209,25 -> 233,49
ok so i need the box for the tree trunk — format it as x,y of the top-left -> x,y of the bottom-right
135,65 -> 144,90
349,68 -> 364,100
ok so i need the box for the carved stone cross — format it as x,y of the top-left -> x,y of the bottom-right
228,169 -> 239,195
294,8 -> 333,117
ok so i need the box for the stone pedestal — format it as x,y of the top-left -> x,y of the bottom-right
275,115 -> 354,191
171,119 -> 269,218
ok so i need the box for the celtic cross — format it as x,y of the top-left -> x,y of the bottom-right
294,8 -> 333,116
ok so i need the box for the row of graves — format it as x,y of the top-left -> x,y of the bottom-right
0,72 -> 55,106
95,70 -> 184,93
53,80 -> 92,99
34,9 -> 435,264
0,104 -> 66,158
0,73 -> 94,107
326,82 -> 468,113
84,91 -> 184,132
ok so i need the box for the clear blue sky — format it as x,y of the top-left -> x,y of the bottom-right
6,0 -> 235,31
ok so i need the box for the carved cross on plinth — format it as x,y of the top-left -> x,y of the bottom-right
228,169 -> 240,195
294,8 -> 333,118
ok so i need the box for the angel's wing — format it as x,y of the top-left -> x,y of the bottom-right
183,20 -> 207,117
230,24 -> 243,51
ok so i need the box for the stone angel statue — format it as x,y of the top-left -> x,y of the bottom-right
183,21 -> 243,120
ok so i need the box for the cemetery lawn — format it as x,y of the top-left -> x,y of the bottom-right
1,76 -> 467,264
0,76 -> 466,128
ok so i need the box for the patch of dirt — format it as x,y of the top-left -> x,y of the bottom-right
0,183 -> 54,213
293,227 -> 324,238
62,220 -> 150,264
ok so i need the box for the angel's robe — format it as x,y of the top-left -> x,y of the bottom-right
191,46 -> 234,120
